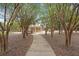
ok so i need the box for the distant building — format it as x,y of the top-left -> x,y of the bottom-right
29,24 -> 42,33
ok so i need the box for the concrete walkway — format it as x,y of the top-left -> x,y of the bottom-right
26,33 -> 56,56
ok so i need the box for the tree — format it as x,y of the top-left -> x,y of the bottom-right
48,4 -> 57,37
19,4 -> 39,38
56,4 -> 79,47
38,4 -> 50,35
10,20 -> 20,32
0,3 -> 21,54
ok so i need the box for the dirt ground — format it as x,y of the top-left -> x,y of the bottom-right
42,32 -> 79,56
0,32 -> 33,56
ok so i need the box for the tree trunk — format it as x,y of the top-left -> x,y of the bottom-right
25,31 -> 28,36
69,32 -> 72,46
25,27 -> 28,36
45,28 -> 48,35
0,34 -> 3,52
23,32 -> 26,38
5,31 -> 9,52
2,31 -> 5,52
59,27 -> 61,34
51,28 -> 54,38
65,31 -> 72,48
22,29 -> 26,38
0,31 -> 7,55
65,33 -> 69,47
58,22 -> 61,34
1,31 -> 9,55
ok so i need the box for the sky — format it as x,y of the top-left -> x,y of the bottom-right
0,14 -> 4,22
0,8 -> 10,22
0,8 -> 4,22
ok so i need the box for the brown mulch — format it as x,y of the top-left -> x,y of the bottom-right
42,32 -> 79,56
0,32 -> 33,56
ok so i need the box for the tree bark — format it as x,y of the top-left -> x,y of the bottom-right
58,22 -> 61,34
1,31 -> 6,54
65,31 -> 72,48
59,25 -> 61,34
23,32 -> 26,38
5,31 -> 9,52
59,29 -> 61,34
25,27 -> 29,36
1,31 -> 9,55
22,29 -> 26,38
65,32 -> 69,47
51,28 -> 54,38
25,31 -> 28,36
0,34 -> 3,52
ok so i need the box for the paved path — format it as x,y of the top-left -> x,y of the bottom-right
26,33 -> 56,56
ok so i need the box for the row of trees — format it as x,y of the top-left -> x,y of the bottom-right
56,4 -> 79,47
40,4 -> 79,47
0,3 -> 79,55
19,4 -> 40,38
0,3 -> 40,54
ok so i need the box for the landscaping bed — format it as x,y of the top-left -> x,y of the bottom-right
42,32 -> 79,56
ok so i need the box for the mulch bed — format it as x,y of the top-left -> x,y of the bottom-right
42,32 -> 79,56
0,33 -> 33,56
